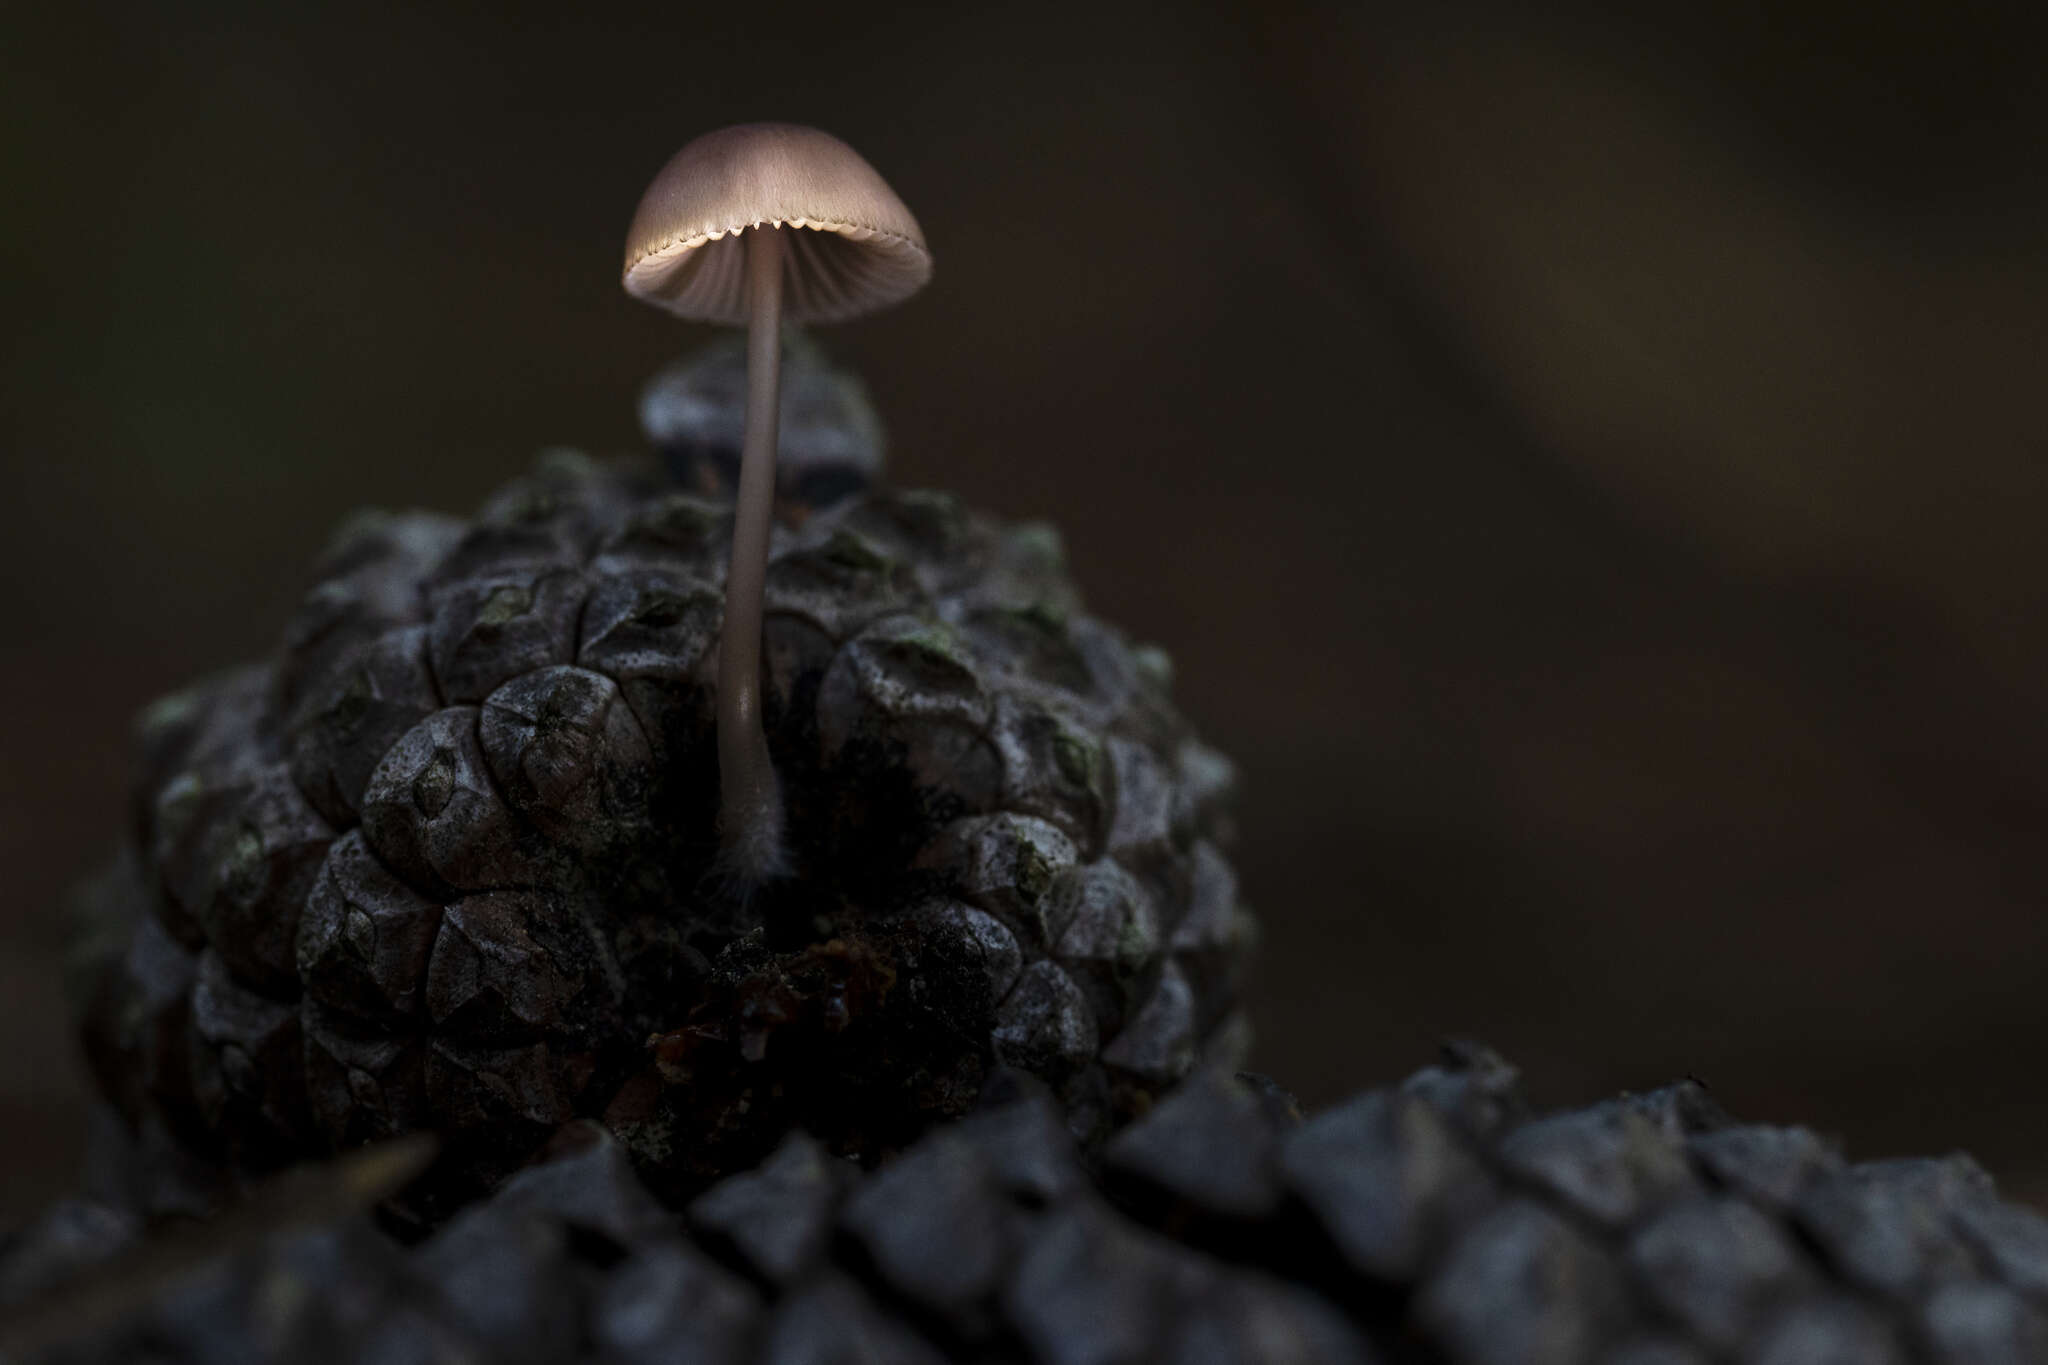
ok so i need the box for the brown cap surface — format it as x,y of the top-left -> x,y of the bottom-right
623,123 -> 931,325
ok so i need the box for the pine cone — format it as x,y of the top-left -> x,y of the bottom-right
14,1048 -> 2048,1364
72,444 -> 1253,1213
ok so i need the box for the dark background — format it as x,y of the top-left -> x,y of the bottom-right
5,1 -> 2046,1215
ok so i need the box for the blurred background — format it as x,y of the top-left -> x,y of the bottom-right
4,0 -> 2046,1214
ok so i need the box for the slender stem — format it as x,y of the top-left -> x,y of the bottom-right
716,226 -> 788,884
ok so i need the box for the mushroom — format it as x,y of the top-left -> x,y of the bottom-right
622,124 -> 931,889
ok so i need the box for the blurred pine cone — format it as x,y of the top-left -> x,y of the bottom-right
69,368 -> 1253,1215
15,1047 -> 2048,1364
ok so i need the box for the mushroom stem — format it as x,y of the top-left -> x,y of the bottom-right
715,225 -> 789,886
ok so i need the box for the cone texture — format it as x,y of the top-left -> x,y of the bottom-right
15,1048 -> 2048,1364
72,452 -> 1253,1213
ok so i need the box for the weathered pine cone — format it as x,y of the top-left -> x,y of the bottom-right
71,446 -> 1253,1215
14,1046 -> 2048,1364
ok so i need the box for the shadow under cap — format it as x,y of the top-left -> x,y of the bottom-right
623,123 -> 931,326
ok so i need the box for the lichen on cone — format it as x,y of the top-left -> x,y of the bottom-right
71,432 -> 1254,1218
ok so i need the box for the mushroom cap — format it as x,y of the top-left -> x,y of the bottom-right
623,123 -> 931,326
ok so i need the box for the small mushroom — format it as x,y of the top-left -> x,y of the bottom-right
623,124 -> 931,889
